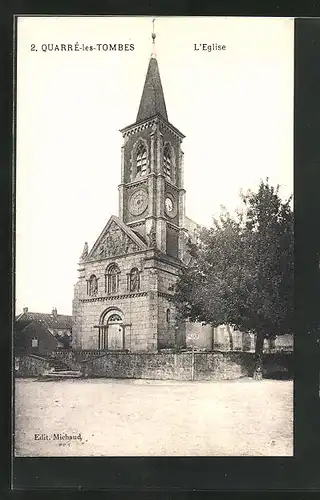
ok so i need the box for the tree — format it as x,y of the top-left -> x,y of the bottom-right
174,180 -> 293,377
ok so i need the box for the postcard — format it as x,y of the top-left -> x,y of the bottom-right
14,16 -> 294,459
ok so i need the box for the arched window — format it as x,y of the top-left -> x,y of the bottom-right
136,143 -> 147,176
163,144 -> 172,179
105,264 -> 120,294
88,274 -> 98,296
166,309 -> 170,324
108,313 -> 122,322
129,267 -> 140,292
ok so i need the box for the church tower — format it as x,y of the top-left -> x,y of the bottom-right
118,35 -> 187,260
72,25 -> 197,353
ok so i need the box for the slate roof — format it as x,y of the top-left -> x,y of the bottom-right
136,56 -> 168,122
132,229 -> 147,245
113,216 -> 148,249
15,311 -> 72,330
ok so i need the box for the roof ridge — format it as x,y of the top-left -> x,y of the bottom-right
111,216 -> 148,248
23,311 -> 71,317
87,215 -> 147,260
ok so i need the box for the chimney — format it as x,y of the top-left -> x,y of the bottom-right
23,307 -> 28,313
52,307 -> 57,317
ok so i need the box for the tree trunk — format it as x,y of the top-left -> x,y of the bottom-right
253,331 -> 264,380
226,324 -> 234,351
269,337 -> 276,353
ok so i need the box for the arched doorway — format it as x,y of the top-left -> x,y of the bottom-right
99,308 -> 124,350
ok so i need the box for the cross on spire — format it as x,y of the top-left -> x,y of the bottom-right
151,18 -> 156,57
136,18 -> 168,122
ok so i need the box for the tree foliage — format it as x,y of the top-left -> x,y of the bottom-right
174,180 -> 294,357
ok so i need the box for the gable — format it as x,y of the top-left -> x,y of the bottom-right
15,317 -> 33,334
22,321 -> 50,338
14,320 -> 60,354
15,320 -> 56,344
87,215 -> 147,261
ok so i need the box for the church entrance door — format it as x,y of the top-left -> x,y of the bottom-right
107,313 -> 124,350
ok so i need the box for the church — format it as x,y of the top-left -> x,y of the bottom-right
71,31 -> 293,356
72,34 -> 208,353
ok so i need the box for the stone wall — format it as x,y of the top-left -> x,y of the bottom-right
262,352 -> 293,378
14,355 -> 53,377
82,352 -> 192,380
263,334 -> 294,353
54,350 -> 292,380
194,352 -> 254,380
73,246 -> 185,353
15,350 -> 292,380
73,251 -> 154,351
53,349 -> 107,370
79,351 -> 257,380
186,321 -> 213,350
213,325 -> 255,352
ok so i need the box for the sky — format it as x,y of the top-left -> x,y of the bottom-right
16,16 -> 294,315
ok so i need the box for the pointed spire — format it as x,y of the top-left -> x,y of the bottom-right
136,19 -> 168,122
79,241 -> 88,261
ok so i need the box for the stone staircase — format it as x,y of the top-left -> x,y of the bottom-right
47,356 -> 72,371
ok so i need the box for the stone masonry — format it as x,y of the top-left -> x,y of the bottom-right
72,46 -> 204,353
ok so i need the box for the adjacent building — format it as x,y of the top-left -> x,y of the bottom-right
14,307 -> 72,357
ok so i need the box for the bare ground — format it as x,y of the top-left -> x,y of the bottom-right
14,377 -> 293,457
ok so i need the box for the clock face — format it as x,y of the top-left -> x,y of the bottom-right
165,197 -> 177,217
129,189 -> 148,216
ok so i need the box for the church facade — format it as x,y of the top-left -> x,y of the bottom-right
72,49 -> 202,353
71,44 -> 293,356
